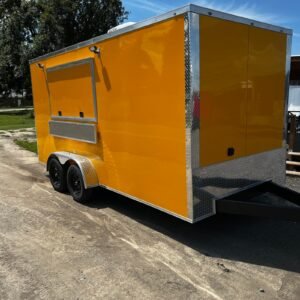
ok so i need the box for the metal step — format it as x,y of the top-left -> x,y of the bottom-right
286,160 -> 300,166
286,170 -> 300,176
288,151 -> 300,156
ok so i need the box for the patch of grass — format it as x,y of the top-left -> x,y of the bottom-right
0,113 -> 35,130
14,139 -> 38,154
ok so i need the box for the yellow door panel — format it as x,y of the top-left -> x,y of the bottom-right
47,60 -> 96,119
97,16 -> 187,217
200,16 -> 248,166
246,28 -> 286,154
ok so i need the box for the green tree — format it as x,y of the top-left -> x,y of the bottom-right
75,0 -> 129,42
0,0 -> 26,97
0,0 -> 128,103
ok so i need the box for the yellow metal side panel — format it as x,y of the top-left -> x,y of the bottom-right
31,16 -> 187,218
200,16 -> 248,166
246,28 -> 286,154
47,63 -> 95,119
97,16 -> 187,217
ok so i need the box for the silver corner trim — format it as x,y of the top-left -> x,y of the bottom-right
190,4 -> 292,35
49,120 -> 98,144
103,185 -> 193,223
190,13 -> 200,169
50,151 -> 99,188
46,58 -> 98,122
184,13 -> 192,219
185,12 -> 201,221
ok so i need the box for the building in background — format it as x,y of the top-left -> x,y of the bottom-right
287,56 -> 300,155
289,55 -> 300,112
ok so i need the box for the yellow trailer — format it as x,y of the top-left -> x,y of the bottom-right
30,4 -> 292,223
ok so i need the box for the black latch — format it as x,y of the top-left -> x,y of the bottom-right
227,147 -> 235,156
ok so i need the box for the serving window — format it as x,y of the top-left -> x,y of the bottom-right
46,58 -> 97,122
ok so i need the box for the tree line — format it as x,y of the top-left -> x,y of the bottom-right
0,0 -> 128,104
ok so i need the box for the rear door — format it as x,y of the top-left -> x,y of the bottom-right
246,27 -> 286,155
200,16 -> 248,166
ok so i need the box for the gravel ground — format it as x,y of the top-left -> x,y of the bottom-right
0,128 -> 36,141
286,175 -> 300,193
0,131 -> 300,299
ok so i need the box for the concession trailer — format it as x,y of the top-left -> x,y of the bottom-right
30,4 -> 300,223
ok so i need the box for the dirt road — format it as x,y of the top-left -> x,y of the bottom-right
0,134 -> 299,299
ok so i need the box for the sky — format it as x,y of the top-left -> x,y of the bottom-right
122,0 -> 300,55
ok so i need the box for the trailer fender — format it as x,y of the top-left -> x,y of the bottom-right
47,152 -> 99,189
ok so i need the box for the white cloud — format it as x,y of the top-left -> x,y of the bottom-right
194,1 -> 280,23
294,32 -> 300,38
125,0 -> 287,26
125,0 -> 171,14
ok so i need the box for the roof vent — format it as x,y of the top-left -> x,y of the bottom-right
107,22 -> 136,34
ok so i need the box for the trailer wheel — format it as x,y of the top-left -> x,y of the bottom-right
48,157 -> 67,192
67,164 -> 93,203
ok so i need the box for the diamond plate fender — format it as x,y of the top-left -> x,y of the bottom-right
47,151 -> 99,189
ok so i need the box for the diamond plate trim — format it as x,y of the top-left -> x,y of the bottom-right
193,148 -> 286,220
51,151 -> 99,188
185,12 -> 212,221
184,13 -> 194,219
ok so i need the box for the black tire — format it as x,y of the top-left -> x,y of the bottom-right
48,158 -> 67,192
67,164 -> 93,203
